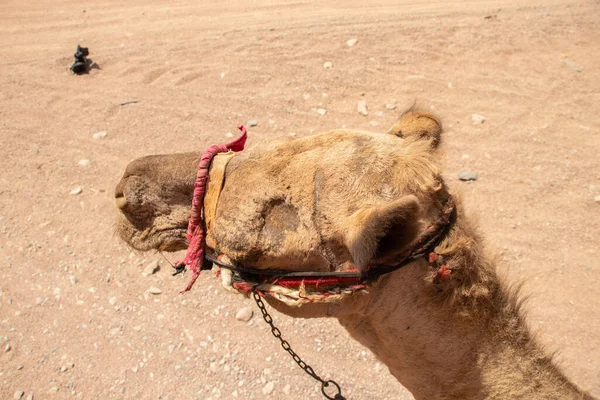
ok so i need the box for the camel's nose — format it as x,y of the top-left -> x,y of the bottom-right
115,194 -> 127,209
114,181 -> 127,209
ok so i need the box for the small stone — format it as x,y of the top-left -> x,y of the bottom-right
385,103 -> 397,110
262,382 -> 275,395
226,132 -> 234,138
282,384 -> 291,395
235,307 -> 253,322
142,260 -> 160,276
458,171 -> 479,181
69,275 -> 78,285
60,366 -> 68,373
247,120 -> 258,127
316,108 -> 327,116
5,343 -> 12,352
471,113 -> 486,124
14,391 -> 24,399
346,38 -> 358,47
78,159 -> 91,166
26,395 -> 33,400
108,297 -> 117,306
131,366 -> 138,373
357,100 -> 368,116
48,387 -> 59,394
323,61 -> 332,69
564,60 -> 582,72
109,327 -> 121,336
92,131 -> 108,140
369,120 -> 380,127
70,187 -> 83,196
302,93 -> 311,101
17,365 -> 24,370
148,287 -> 162,295
594,195 -> 600,203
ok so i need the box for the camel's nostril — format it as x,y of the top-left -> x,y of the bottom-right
115,195 -> 127,209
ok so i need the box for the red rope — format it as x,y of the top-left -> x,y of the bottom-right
179,126 -> 248,293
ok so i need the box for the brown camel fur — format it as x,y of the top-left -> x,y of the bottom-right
114,111 -> 596,400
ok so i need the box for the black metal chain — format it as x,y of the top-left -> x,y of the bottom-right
252,290 -> 345,400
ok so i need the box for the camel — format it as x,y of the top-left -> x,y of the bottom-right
114,111 -> 596,400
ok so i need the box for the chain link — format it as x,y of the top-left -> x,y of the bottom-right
252,290 -> 345,400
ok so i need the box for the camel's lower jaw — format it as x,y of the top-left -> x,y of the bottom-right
156,234 -> 188,252
117,219 -> 188,252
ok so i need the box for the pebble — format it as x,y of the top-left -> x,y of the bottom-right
108,296 -> 117,306
564,60 -> 582,72
235,307 -> 253,322
26,395 -> 33,400
14,391 -> 24,400
247,120 -> 258,127
369,120 -> 380,127
316,108 -> 327,116
78,159 -> 91,167
282,384 -> 291,395
346,38 -> 358,47
357,100 -> 368,116
48,387 -> 59,394
302,93 -> 311,100
17,365 -> 23,370
109,327 -> 121,336
5,343 -> 11,352
385,103 -> 397,110
92,131 -> 108,140
459,171 -> 479,181
70,187 -> 83,196
471,113 -> 486,124
69,275 -> 78,285
594,195 -> 600,203
142,260 -> 160,276
323,61 -> 332,69
148,287 -> 162,295
262,382 -> 275,395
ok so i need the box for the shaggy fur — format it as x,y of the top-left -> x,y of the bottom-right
114,111 -> 596,400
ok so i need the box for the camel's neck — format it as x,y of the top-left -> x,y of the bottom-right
335,218 -> 592,400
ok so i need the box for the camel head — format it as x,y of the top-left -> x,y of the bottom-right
115,111 -> 447,307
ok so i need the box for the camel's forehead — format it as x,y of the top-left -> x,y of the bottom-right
209,130 -> 434,269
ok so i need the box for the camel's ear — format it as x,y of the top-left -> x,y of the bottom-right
343,195 -> 422,270
387,111 -> 442,148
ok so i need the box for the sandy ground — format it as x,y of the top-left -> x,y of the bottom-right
1,0 -> 599,399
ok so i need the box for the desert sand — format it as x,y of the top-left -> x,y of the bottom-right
0,0 -> 599,399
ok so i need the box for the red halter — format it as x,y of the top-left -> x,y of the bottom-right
177,126 -> 247,293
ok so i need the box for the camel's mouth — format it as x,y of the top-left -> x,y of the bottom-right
116,213 -> 188,252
